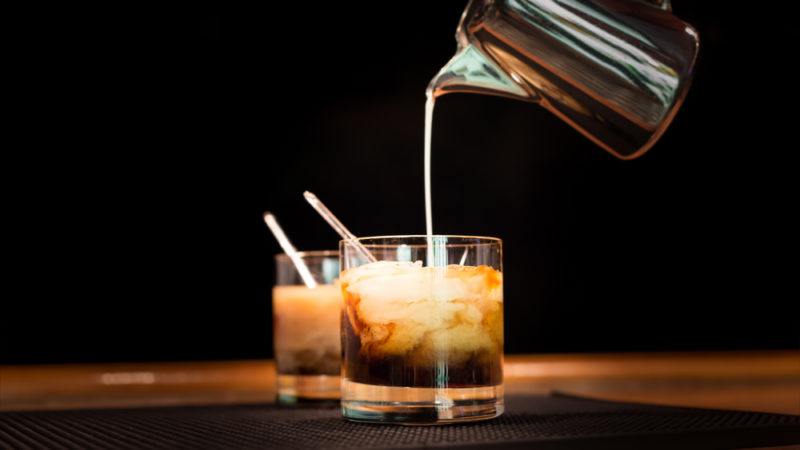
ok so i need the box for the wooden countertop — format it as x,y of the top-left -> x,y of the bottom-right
2,351 -> 798,414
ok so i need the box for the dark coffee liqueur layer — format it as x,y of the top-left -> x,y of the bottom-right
342,314 -> 502,387
277,349 -> 340,376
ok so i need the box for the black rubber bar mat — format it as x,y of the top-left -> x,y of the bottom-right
1,393 -> 798,449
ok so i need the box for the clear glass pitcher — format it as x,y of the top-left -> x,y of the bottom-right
429,0 -> 699,159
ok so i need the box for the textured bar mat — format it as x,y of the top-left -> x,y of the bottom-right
0,394 -> 798,449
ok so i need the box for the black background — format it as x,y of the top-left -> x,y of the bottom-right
6,2 -> 798,363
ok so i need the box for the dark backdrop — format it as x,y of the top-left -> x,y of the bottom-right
6,2 -> 798,363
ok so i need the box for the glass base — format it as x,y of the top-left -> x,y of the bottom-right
277,374 -> 340,404
341,380 -> 503,425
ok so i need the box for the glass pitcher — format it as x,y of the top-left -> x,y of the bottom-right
429,0 -> 700,159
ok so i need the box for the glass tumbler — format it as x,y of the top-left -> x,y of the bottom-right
339,236 -> 504,424
273,250 -> 341,403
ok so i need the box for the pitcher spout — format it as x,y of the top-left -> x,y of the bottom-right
427,44 -> 532,102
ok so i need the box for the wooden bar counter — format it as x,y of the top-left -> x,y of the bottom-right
2,351 -> 798,415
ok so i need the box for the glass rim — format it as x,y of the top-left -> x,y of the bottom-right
341,235 -> 502,245
274,250 -> 339,259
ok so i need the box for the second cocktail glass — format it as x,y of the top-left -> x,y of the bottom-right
339,235 -> 504,424
273,250 -> 341,403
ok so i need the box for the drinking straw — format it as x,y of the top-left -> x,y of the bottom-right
458,248 -> 469,266
303,191 -> 376,263
263,211 -> 318,289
